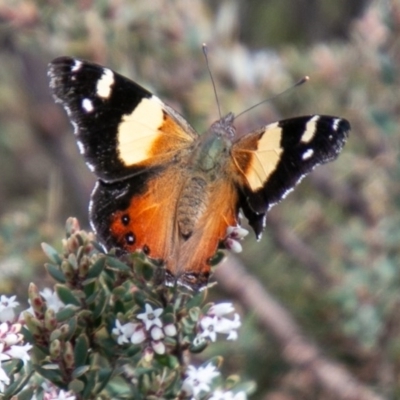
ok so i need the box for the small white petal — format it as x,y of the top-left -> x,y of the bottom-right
137,304 -> 163,331
164,323 -> 177,336
225,238 -> 243,253
151,340 -> 165,354
150,326 -> 164,341
208,303 -> 234,316
7,343 -> 32,364
131,328 -> 146,344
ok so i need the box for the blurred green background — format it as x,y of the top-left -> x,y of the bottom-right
1,0 -> 399,398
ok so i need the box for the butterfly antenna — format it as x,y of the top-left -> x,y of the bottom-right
235,76 -> 309,120
202,43 -> 222,119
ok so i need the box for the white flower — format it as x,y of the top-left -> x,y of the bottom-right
199,304 -> 241,342
6,343 -> 32,364
215,314 -> 241,341
163,323 -> 177,336
0,295 -> 19,323
224,226 -> 249,253
130,326 -> 146,345
0,296 -> 19,310
182,364 -> 220,398
224,238 -> 243,253
208,303 -> 234,317
150,326 -> 164,341
137,304 -> 163,331
112,320 -> 145,345
52,389 -> 76,400
32,382 -> 76,400
226,226 -> 249,240
112,320 -> 133,345
209,389 -> 233,400
199,316 -> 218,342
232,392 -> 247,400
0,361 -> 10,393
40,289 -> 64,312
0,343 -> 9,363
0,322 -> 31,365
151,340 -> 165,355
209,390 -> 247,400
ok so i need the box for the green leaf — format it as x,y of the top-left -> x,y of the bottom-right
3,369 -> 34,398
72,365 -> 90,378
65,316 -> 78,340
35,365 -> 64,384
55,285 -> 81,307
14,387 -> 36,400
188,307 -> 200,322
87,257 -> 106,279
69,378 -> 85,393
45,264 -> 66,283
74,334 -> 89,368
95,368 -> 113,393
56,306 -> 78,322
135,367 -> 156,377
155,354 -> 179,369
82,371 -> 96,397
106,256 -> 131,272
185,292 -> 205,309
49,329 -> 62,342
209,250 -> 225,266
93,290 -> 109,320
68,253 -> 78,270
189,338 -> 208,353
41,243 -> 62,264
233,381 -> 257,395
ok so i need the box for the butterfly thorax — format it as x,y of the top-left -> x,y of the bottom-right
193,113 -> 236,173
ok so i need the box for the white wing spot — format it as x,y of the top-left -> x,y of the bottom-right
71,60 -> 82,72
86,161 -> 96,172
332,118 -> 340,130
302,148 -> 314,160
82,98 -> 94,113
301,115 -> 319,143
71,121 -> 79,135
77,140 -> 85,154
96,68 -> 114,98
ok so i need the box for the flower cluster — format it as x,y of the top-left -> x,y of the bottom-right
0,295 -> 32,392
113,303 -> 177,355
2,219 -> 254,399
32,381 -> 76,400
223,226 -> 249,253
181,363 -> 247,400
196,303 -> 241,343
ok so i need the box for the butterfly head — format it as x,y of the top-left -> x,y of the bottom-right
209,112 -> 236,140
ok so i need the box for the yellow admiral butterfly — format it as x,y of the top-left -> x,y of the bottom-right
48,57 -> 350,290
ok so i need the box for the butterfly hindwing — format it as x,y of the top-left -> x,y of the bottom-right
232,115 -> 350,229
48,57 -> 196,183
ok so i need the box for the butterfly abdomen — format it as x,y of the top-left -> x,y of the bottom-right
177,176 -> 208,240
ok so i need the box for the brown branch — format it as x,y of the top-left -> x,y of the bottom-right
214,258 -> 385,400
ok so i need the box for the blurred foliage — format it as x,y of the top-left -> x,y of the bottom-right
0,0 -> 400,398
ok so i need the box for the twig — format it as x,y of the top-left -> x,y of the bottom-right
215,258 -> 385,400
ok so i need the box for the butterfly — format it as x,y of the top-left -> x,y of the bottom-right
48,56 -> 350,290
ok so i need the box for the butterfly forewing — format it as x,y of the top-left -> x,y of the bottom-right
232,115 -> 350,216
48,57 -> 196,183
